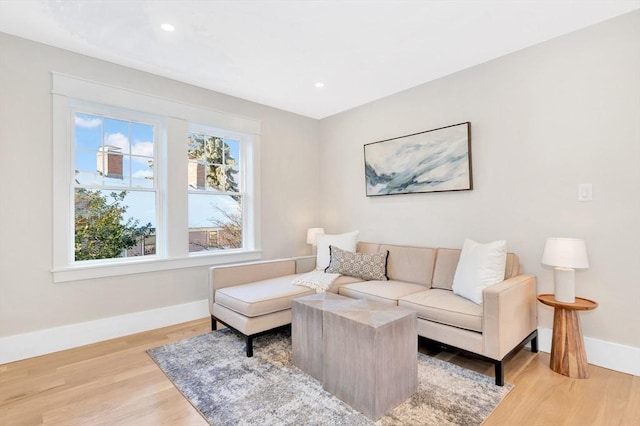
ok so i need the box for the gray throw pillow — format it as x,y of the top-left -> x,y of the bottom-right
325,245 -> 389,281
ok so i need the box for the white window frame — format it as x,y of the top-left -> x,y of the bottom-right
186,123 -> 253,254
70,101 -> 163,263
52,73 -> 261,283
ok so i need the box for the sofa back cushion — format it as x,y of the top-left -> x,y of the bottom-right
379,244 -> 436,286
357,242 -> 381,253
433,249 -> 521,290
505,253 -> 521,278
432,249 -> 461,290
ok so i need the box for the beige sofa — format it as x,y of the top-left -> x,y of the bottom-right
209,242 -> 538,386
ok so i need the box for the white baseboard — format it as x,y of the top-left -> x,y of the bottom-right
537,327 -> 640,376
0,299 -> 209,365
2,311 -> 638,377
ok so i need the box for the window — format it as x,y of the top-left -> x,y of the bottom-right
73,111 -> 158,261
208,231 -> 219,247
52,73 -> 262,282
187,128 -> 243,253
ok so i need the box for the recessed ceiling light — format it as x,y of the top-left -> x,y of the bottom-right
315,82 -> 325,88
161,23 -> 175,32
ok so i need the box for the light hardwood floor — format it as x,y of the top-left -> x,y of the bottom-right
1,318 -> 638,425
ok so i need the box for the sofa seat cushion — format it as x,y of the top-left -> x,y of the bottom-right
215,274 -> 315,317
327,275 -> 365,294
338,280 -> 427,305
399,289 -> 483,333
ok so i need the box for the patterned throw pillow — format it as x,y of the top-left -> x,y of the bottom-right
325,245 -> 389,281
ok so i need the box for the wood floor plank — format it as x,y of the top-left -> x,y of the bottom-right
1,318 -> 638,425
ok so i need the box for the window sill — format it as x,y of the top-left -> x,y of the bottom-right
52,250 -> 263,283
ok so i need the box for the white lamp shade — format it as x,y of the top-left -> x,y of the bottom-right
306,228 -> 325,245
542,237 -> 589,269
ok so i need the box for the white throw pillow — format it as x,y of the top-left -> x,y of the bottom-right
452,239 -> 507,305
315,231 -> 359,271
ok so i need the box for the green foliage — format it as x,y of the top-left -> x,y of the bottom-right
187,134 -> 239,195
74,189 -> 154,261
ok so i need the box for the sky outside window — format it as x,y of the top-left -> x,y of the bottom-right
74,112 -> 156,226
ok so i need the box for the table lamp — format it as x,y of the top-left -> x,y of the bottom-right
541,237 -> 589,303
306,227 -> 325,252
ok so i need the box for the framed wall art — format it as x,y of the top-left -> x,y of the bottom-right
364,122 -> 472,196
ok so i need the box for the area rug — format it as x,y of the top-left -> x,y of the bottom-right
147,329 -> 512,425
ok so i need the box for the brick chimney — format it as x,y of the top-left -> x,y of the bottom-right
188,161 -> 205,189
97,146 -> 123,179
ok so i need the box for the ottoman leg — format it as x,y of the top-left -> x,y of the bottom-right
246,336 -> 254,357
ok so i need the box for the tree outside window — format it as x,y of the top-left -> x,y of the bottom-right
187,133 -> 242,252
74,189 -> 154,260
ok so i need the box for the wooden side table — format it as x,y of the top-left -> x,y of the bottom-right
537,294 -> 598,379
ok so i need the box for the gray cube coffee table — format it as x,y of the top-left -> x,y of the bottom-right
292,292 -> 417,420
292,292 -> 355,381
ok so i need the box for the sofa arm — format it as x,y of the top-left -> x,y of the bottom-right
482,274 -> 537,360
209,258 -> 297,314
294,255 -> 317,274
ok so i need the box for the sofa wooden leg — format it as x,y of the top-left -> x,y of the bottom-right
246,336 -> 254,357
495,361 -> 504,386
211,315 -> 218,331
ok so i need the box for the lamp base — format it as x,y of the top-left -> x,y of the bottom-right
554,267 -> 576,303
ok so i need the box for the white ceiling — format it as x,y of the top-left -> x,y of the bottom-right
1,1 -> 638,119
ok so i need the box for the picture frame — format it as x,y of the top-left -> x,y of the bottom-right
364,122 -> 472,196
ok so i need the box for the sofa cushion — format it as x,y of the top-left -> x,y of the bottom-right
326,275 -> 364,294
504,253 -> 521,278
356,242 -> 381,253
325,245 -> 389,281
452,239 -> 507,305
399,289 -> 483,333
380,244 -> 436,286
315,231 -> 359,271
215,274 -> 315,317
338,280 -> 427,305
433,248 -> 520,291
432,249 -> 461,290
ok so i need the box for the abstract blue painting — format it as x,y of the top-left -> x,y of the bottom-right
364,122 -> 472,196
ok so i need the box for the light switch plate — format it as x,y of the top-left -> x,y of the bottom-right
578,183 -> 592,201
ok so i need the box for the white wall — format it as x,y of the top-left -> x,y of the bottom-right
319,11 -> 640,349
0,34 -> 320,338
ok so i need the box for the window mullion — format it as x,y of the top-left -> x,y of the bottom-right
165,117 -> 189,258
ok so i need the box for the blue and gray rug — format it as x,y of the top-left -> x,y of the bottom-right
147,329 -> 512,425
